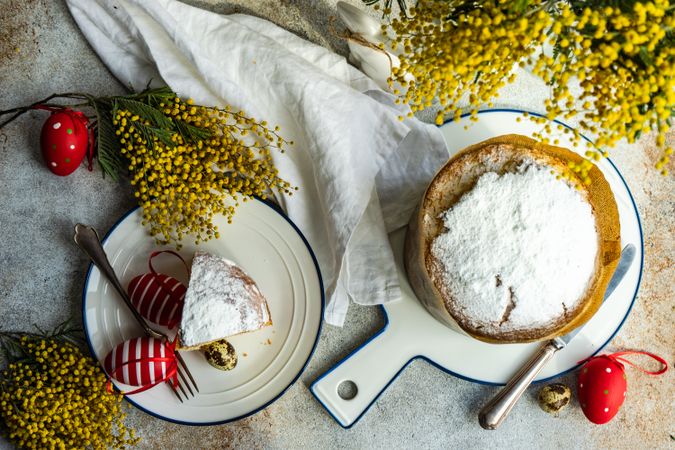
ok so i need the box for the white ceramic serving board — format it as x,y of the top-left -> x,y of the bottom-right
310,110 -> 643,428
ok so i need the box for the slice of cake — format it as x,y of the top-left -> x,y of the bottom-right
178,251 -> 272,350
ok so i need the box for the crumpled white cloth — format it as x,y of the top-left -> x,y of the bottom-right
65,0 -> 448,326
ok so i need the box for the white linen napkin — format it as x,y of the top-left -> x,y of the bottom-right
65,0 -> 448,326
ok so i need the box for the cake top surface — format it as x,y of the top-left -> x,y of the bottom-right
430,164 -> 598,334
179,251 -> 270,348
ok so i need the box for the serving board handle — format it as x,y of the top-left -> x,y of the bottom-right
311,324 -> 412,428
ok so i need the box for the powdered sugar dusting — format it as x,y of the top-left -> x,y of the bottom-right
179,252 -> 270,348
431,164 -> 598,333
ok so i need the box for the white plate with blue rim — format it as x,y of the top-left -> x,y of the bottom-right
82,198 -> 324,425
311,109 -> 642,428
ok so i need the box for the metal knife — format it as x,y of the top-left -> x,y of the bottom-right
478,244 -> 637,430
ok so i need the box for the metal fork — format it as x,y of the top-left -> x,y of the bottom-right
74,223 -> 199,402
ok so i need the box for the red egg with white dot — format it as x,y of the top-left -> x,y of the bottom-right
40,110 -> 90,176
577,355 -> 627,424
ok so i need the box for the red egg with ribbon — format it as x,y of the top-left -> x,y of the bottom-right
577,351 -> 667,425
40,108 -> 92,176
104,336 -> 178,394
127,251 -> 188,329
577,355 -> 627,424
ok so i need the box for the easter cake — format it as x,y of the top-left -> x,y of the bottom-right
178,251 -> 272,350
404,134 -> 621,343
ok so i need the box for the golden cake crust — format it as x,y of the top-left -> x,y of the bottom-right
177,252 -> 272,351
404,134 -> 621,343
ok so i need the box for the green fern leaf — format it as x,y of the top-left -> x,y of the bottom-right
137,86 -> 176,108
88,96 -> 122,180
175,119 -> 212,144
113,98 -> 173,129
131,120 -> 175,149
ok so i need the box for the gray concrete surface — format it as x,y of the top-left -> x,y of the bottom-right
0,1 -> 672,449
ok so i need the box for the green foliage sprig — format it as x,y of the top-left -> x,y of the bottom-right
0,320 -> 139,449
0,86 -> 295,247
0,320 -> 83,365
113,91 -> 296,247
364,0 -> 674,179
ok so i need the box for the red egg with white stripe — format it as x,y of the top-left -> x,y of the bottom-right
128,273 -> 186,328
104,337 -> 176,387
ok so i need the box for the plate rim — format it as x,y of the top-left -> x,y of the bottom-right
82,198 -> 325,426
310,108 -> 644,429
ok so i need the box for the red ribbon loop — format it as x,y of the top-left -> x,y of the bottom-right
144,251 -> 189,329
32,104 -> 64,113
86,122 -> 95,171
606,350 -> 668,376
579,350 -> 668,376
148,250 -> 190,278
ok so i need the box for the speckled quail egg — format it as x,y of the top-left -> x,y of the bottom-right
538,383 -> 572,415
202,339 -> 237,371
